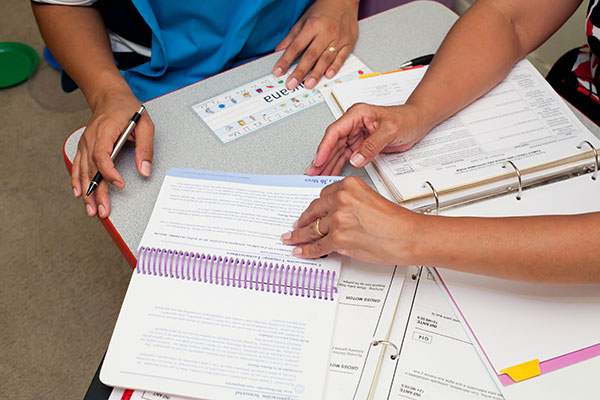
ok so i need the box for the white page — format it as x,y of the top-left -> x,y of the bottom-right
138,169 -> 342,272
102,170 -> 344,400
435,175 -> 600,391
371,268 -> 503,400
331,60 -> 600,200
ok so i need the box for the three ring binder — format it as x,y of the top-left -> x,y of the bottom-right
137,247 -> 338,300
403,145 -> 600,214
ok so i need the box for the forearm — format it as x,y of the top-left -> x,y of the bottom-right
409,212 -> 600,283
32,4 -> 132,109
406,0 -> 583,132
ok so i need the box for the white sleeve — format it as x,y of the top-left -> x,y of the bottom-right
31,0 -> 98,5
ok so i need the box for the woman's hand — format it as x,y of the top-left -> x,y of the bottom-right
272,0 -> 359,90
281,176 -> 421,265
305,103 -> 430,176
71,88 -> 154,218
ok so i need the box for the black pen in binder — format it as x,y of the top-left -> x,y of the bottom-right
136,247 -> 339,300
373,143 -> 600,214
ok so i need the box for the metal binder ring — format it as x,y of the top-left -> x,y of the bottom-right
577,140 -> 599,180
502,160 -> 522,200
422,181 -> 440,215
371,340 -> 400,360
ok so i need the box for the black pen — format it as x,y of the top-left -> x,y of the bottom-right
398,54 -> 434,69
86,105 -> 146,197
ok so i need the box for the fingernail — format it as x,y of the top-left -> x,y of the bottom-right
288,77 -> 299,88
141,160 -> 152,177
86,204 -> 94,216
73,187 -> 80,197
281,232 -> 291,241
98,204 -> 107,218
304,165 -> 312,175
292,219 -> 299,229
112,180 -> 122,188
274,67 -> 283,77
326,69 -> 335,78
292,247 -> 303,256
306,77 -> 317,88
350,153 -> 365,167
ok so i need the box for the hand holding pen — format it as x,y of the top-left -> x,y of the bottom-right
71,92 -> 154,219
86,105 -> 146,197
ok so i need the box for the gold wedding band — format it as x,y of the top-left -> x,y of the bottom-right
315,217 -> 326,238
327,46 -> 337,53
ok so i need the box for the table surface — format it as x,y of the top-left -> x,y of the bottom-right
64,0 -> 600,266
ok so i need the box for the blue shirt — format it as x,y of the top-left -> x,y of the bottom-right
125,0 -> 313,101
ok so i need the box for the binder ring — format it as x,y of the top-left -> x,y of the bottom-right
422,181 -> 440,215
502,160 -> 522,200
371,340 -> 400,360
576,140 -> 599,180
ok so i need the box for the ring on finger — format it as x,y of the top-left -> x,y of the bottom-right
315,217 -> 326,238
326,46 -> 337,53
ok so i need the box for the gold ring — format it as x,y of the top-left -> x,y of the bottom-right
315,217 -> 326,238
327,46 -> 337,53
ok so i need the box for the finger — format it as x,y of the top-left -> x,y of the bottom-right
92,127 -> 125,188
312,108 -> 364,168
282,216 -> 330,245
325,46 -> 352,79
349,126 -> 394,168
274,23 -> 301,53
133,113 -> 154,177
303,45 -> 338,89
291,235 -> 335,259
320,145 -> 347,176
286,35 -> 332,89
79,158 -> 97,217
295,198 -> 331,229
71,151 -> 82,198
95,180 -> 111,219
273,28 -> 315,83
330,147 -> 352,176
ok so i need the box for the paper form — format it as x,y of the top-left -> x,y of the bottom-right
192,55 -> 370,143
329,60 -> 600,201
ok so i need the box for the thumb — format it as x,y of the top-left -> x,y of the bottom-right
349,127 -> 391,168
133,113 -> 155,177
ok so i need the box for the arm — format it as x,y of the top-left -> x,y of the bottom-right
306,0 -> 584,175
32,4 -> 154,218
282,178 -> 600,284
272,0 -> 359,90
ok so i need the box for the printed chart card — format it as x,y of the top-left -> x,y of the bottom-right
192,54 -> 369,143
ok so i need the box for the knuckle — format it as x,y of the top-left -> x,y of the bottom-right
361,139 -> 379,155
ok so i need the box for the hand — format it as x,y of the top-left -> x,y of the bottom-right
272,0 -> 359,90
281,177 -> 420,264
305,103 -> 430,176
71,88 -> 154,218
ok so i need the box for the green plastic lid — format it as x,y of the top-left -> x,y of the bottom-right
0,42 -> 39,88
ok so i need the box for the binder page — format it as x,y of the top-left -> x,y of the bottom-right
331,60 -> 599,200
138,169 -> 343,273
435,174 -> 600,395
371,268 -> 503,400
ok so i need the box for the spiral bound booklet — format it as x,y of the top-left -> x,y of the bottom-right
100,169 -> 344,400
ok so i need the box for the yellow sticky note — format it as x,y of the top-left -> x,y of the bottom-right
500,359 -> 541,382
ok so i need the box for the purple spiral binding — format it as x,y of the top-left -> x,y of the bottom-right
135,246 -> 338,300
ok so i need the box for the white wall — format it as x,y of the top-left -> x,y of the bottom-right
453,0 -> 588,75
